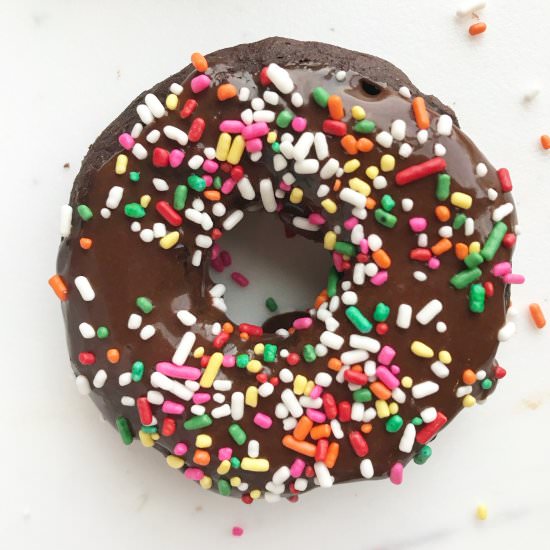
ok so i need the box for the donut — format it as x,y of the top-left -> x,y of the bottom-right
51,37 -> 517,502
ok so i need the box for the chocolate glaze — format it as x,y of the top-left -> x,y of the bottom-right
56,38 -> 515,499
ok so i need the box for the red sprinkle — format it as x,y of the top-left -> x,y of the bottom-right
259,67 -> 271,86
161,417 -> 176,437
494,365 -> 507,379
395,157 -> 447,186
239,323 -> 263,337
497,168 -> 513,192
375,322 -> 389,336
155,201 -> 182,226
410,248 -> 432,262
322,119 -> 347,136
315,439 -> 329,461
502,233 -> 516,249
137,397 -> 153,425
152,147 -> 170,167
322,393 -> 338,420
78,352 -> 95,365
483,281 -> 494,297
415,411 -> 448,444
213,332 -> 230,349
349,431 -> 369,457
338,401 -> 351,422
231,272 -> 249,287
180,99 -> 198,119
188,117 -> 206,142
344,370 -> 368,386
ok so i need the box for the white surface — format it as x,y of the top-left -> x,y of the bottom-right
2,1 -> 550,548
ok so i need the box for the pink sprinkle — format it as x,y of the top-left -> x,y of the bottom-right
231,272 -> 249,287
162,401 -> 185,415
173,442 -> 188,456
293,317 -> 313,330
492,262 -> 512,276
291,116 -> 307,132
203,175 -> 213,187
211,256 -> 225,272
232,526 -> 244,537
245,138 -> 263,153
503,273 -> 525,284
155,362 -> 202,380
377,345 -> 396,366
306,408 -> 326,423
118,133 -> 135,150
169,149 -> 184,168
193,392 -> 211,405
427,257 -> 440,270
220,250 -> 232,267
218,448 -> 233,461
254,412 -> 273,429
359,239 -> 369,255
241,122 -> 269,140
279,181 -> 292,192
309,385 -> 323,399
211,243 -> 221,260
332,252 -> 345,272
222,354 -> 236,368
390,364 -> 400,375
376,366 -> 400,389
409,217 -> 427,232
390,462 -> 404,485
219,120 -> 245,133
185,468 -> 205,480
370,270 -> 388,286
221,177 -> 237,194
190,74 -> 211,94
308,213 -> 326,225
202,159 -> 219,173
290,458 -> 306,478
343,217 -> 359,231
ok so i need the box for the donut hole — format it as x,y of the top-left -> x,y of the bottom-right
209,211 -> 332,329
360,78 -> 383,96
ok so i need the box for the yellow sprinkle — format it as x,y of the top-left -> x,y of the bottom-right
165,93 -> 179,110
463,395 -> 477,408
166,455 -> 184,469
241,457 -> 270,472
324,231 -> 337,251
321,198 -> 338,214
290,187 -> 304,204
293,374 -> 308,395
199,352 -> 223,388
438,350 -> 452,364
249,489 -> 262,500
199,476 -> 212,490
469,241 -> 481,254
193,346 -> 205,359
365,165 -> 379,180
349,177 -> 371,196
227,135 -> 246,165
410,340 -> 434,358
380,154 -> 396,172
230,476 -> 241,487
159,231 -> 179,249
115,154 -> 128,175
195,434 -> 212,448
476,504 -> 488,520
388,402 -> 399,415
375,399 -> 390,418
351,105 -> 366,120
140,194 -> 151,208
151,433 -> 160,441
304,380 -> 315,397
253,343 -> 265,356
450,192 -> 473,209
217,460 -> 231,475
267,131 -> 278,144
401,376 -> 413,389
246,359 -> 262,374
215,132 -> 231,161
343,159 -> 361,173
245,386 -> 258,407
138,430 -> 155,448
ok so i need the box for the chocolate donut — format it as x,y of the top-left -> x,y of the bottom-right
51,37 -> 517,501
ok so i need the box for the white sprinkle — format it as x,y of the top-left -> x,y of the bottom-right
195,234 -> 212,249
211,322 -> 222,336
401,198 -> 414,211
373,175 -> 388,190
213,380 -> 232,392
209,284 -> 226,298
263,90 -> 279,106
118,372 -> 132,386
238,87 -> 250,102
487,188 -> 498,201
396,304 -> 413,329
399,86 -> 412,99
185,208 -> 202,225
139,324 -> 155,340
78,322 -> 95,339
293,132 -> 314,161
75,375 -> 91,395
153,223 -> 166,238
436,114 -> 453,136
293,217 -> 320,232
191,404 -> 205,416
360,459 -> 374,479
291,92 -> 304,108
253,109 -> 275,123
434,143 -> 447,157
436,321 -> 447,333
339,187 -> 367,209
230,392 -> 245,420
144,93 -> 166,118
275,403 -> 289,419
439,225 -> 453,238
351,402 -> 365,422
476,162 -> 488,177
476,370 -> 487,381
392,388 -> 406,404
431,361 -> 450,378
320,331 -> 344,350
294,159 -> 320,174
93,369 -> 107,389
241,108 -> 253,125
223,209 -> 244,230
399,143 -> 413,158
294,478 -> 308,491
414,271 -> 428,282
365,263 -> 378,277
314,132 -> 329,160
464,217 -> 475,236
456,1 -> 486,17
212,202 -> 226,217
340,349 -> 368,365
314,462 -> 333,488
176,310 -> 197,327
258,382 -> 275,398
421,407 -> 438,423
140,229 -> 154,242
187,154 -> 204,170
121,396 -> 135,407
212,297 -> 226,312
130,221 -> 140,233
272,466 -> 291,485
74,276 -> 95,301
417,130 -> 428,144
136,104 -> 154,125
398,423 -> 416,453
319,158 -> 339,179
251,97 -> 265,111
163,125 -> 188,146
172,331 -> 196,365
335,70 -> 346,81
412,381 -> 440,399
127,313 -> 142,330
341,291 -> 358,306
376,131 -> 393,148
60,205 -> 73,237
170,83 -> 183,95
146,129 -> 160,144
416,299 -> 443,325
456,386 -> 472,398
282,172 -> 296,185
391,119 -> 407,141
315,343 -> 328,357
131,123 -> 143,138
279,368 -> 294,383
200,213 -> 213,231
349,334 -> 381,353
492,202 -> 514,222
132,143 -> 147,160
210,404 -> 231,419
266,63 -> 295,94
281,389 -> 303,418
248,440 -> 260,458
146,390 -> 164,405
237,177 -> 255,200
498,321 -> 516,342
273,154 -> 287,172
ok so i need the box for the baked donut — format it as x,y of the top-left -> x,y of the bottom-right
51,37 -> 518,502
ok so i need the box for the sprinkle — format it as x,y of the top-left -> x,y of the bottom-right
232,526 -> 244,537
74,275 -> 95,301
541,135 -> 550,150
410,340 -> 434,358
396,304 -> 413,329
412,97 -> 430,129
476,504 -> 488,521
416,300 -> 443,325
469,22 -> 487,36
529,303 -> 546,329
395,158 -> 447,185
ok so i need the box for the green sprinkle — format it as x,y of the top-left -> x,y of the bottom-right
450,267 -> 482,289
386,415 -> 404,433
183,414 -> 212,431
312,86 -> 330,108
436,173 -> 451,201
464,252 -> 484,269
345,306 -> 373,333
77,205 -> 93,221
236,354 -> 249,369
124,202 -> 146,219
469,283 -> 486,313
353,119 -> 376,134
136,296 -> 153,314
480,221 -> 507,261
173,185 -> 188,210
353,388 -> 373,403
374,208 -> 397,228
276,110 -> 294,128
271,142 -> 281,153
453,213 -> 467,230
265,297 -> 278,312
263,344 -> 277,363
218,479 -> 231,496
481,379 -> 493,390
129,171 -> 140,182
334,241 -> 357,256
115,416 -> 133,445
380,194 -> 396,212
373,302 -> 390,322
140,425 -> 157,434
96,326 -> 109,339
302,344 -> 317,363
411,416 -> 423,426
230,456 -> 241,469
327,267 -> 340,298
228,423 -> 247,445
187,174 -> 206,192
131,361 -> 144,382
414,445 -> 432,465
213,176 -> 222,190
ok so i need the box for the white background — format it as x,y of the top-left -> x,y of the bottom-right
2,1 -> 549,548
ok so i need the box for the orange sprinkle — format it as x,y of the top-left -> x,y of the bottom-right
239,332 -> 249,341
435,205 -> 451,222
455,242 -> 469,260
328,95 -> 344,120
462,369 -> 477,385
222,322 -> 234,334
372,249 -> 391,269
341,134 -> 358,155
412,97 -> 430,130
357,137 -> 374,152
48,274 -> 68,301
79,237 -> 93,250
332,178 -> 342,192
191,52 -> 208,73
203,190 -> 221,201
370,381 -> 392,401
106,348 -> 120,364
281,435 -> 316,457
217,83 -> 237,101
541,135 -> 550,150
469,22 -> 487,36
193,450 -> 211,466
288,327 -> 296,335
529,303 -> 546,329
360,423 -> 373,434
310,424 -> 332,440
431,238 -> 453,256
350,364 -> 363,372
366,197 -> 377,210
328,358 -> 343,372
293,416 -> 314,441
325,442 -> 340,468
314,289 -> 328,308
